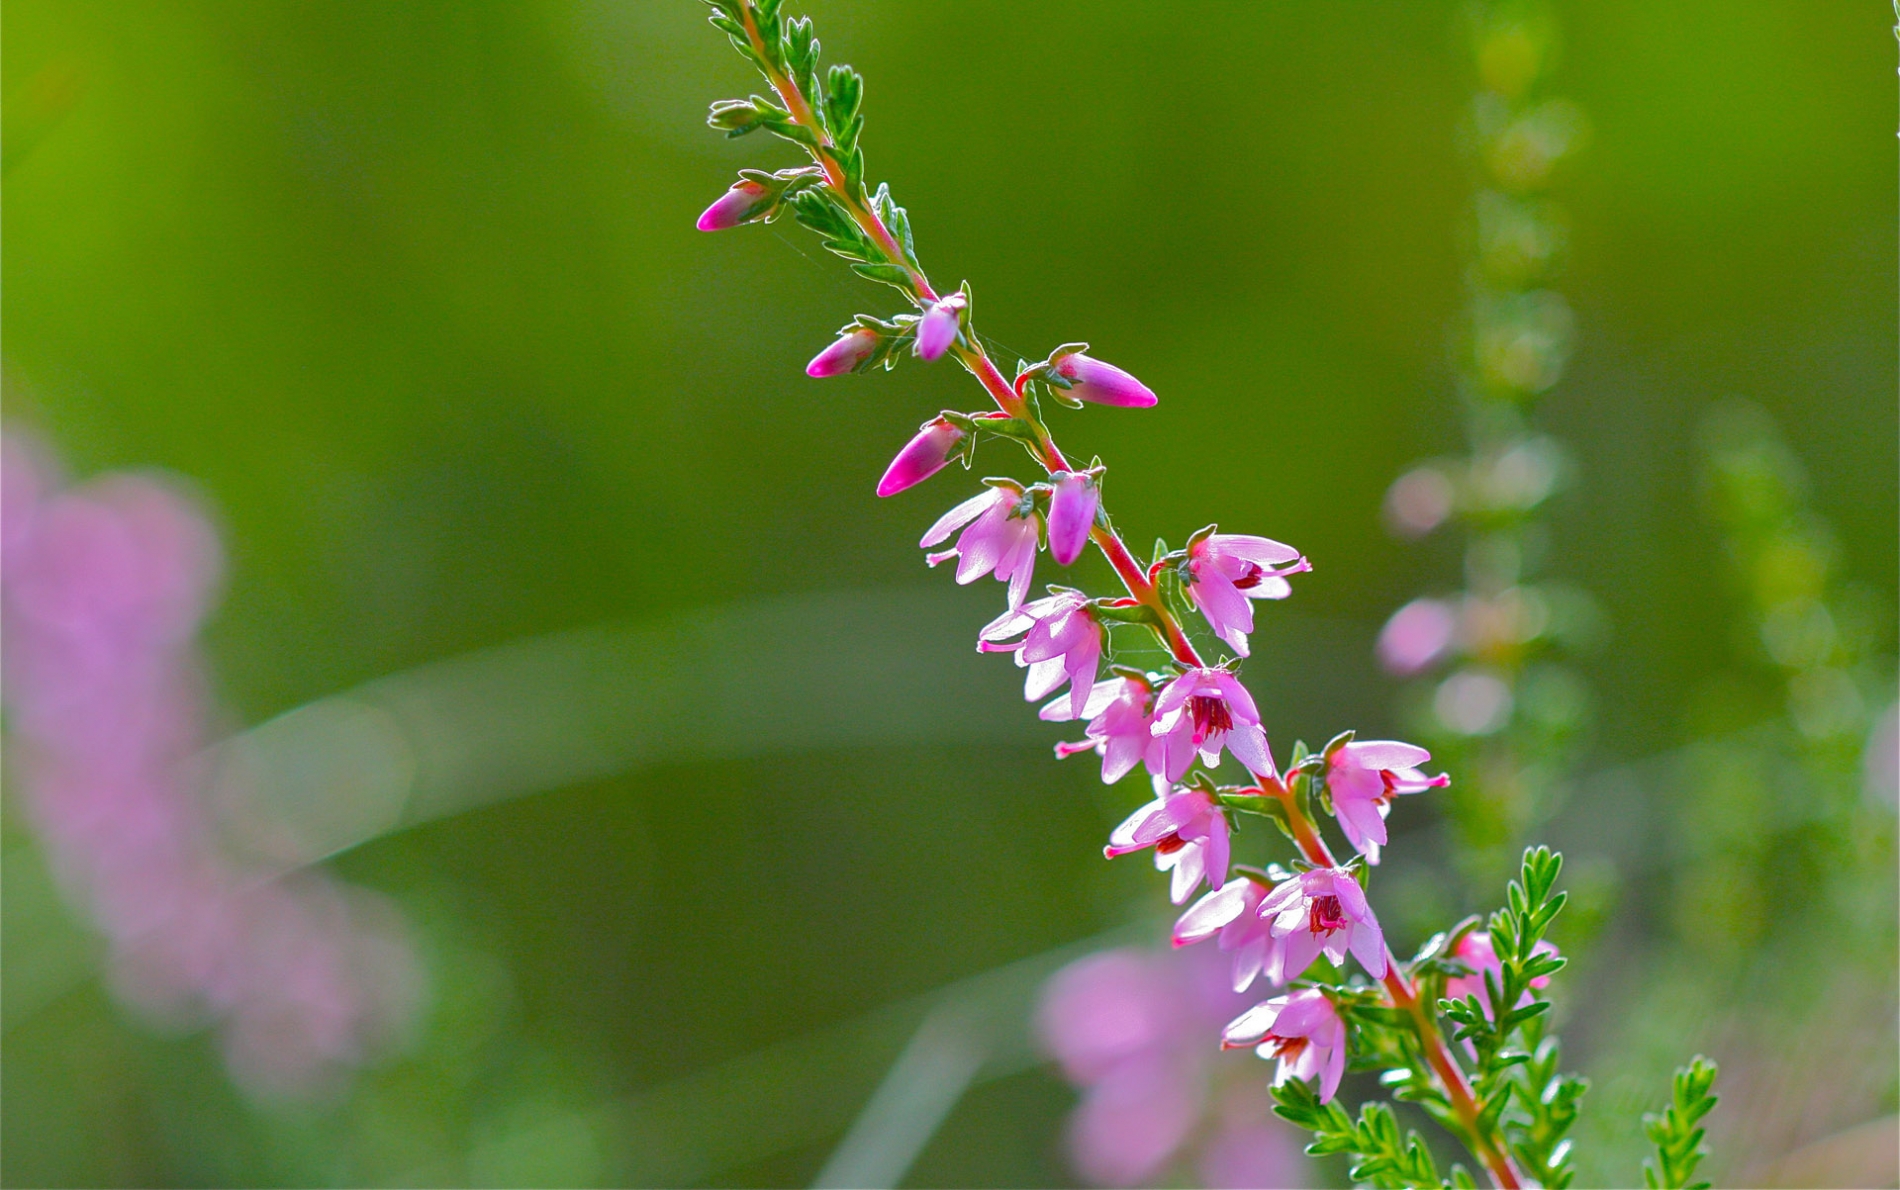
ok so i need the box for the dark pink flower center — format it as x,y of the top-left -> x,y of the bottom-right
1154,835 -> 1187,855
1231,562 -> 1266,590
1189,694 -> 1233,738
1308,894 -> 1349,934
1264,1033 -> 1308,1062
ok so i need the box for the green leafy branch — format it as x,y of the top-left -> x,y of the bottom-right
1642,1056 -> 1719,1190
1273,1077 -> 1461,1189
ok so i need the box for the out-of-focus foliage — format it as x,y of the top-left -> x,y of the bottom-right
3,1 -> 1892,1187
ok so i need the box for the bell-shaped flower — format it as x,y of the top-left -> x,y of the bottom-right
1173,876 -> 1282,992
877,418 -> 966,497
1221,989 -> 1347,1103
1445,930 -> 1558,1021
978,591 -> 1102,719
1105,787 -> 1229,904
915,295 -> 964,361
1051,353 -> 1158,407
1185,534 -> 1309,657
1258,867 -> 1387,979
695,179 -> 773,231
920,484 -> 1040,608
1045,676 -> 1163,784
1046,471 -> 1101,566
1149,667 -> 1273,781
807,326 -> 881,378
1324,739 -> 1449,864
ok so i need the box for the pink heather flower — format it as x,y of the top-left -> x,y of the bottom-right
1258,866 -> 1387,979
695,178 -> 772,231
978,590 -> 1102,718
1377,597 -> 1457,676
1052,353 -> 1158,407
1186,534 -> 1309,657
919,484 -> 1040,608
1174,876 -> 1283,992
1149,667 -> 1273,781
1046,471 -> 1101,566
1324,739 -> 1449,864
876,417 -> 966,497
1045,676 -> 1164,784
1221,988 -> 1347,1103
807,326 -> 881,378
1105,786 -> 1230,904
1445,930 -> 1558,1020
915,295 -> 963,360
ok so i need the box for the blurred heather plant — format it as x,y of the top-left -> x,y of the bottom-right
1377,0 -> 1598,897
692,3 -> 1715,1184
0,430 -> 420,1098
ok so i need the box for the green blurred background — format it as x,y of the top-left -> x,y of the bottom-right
3,1 -> 1894,1186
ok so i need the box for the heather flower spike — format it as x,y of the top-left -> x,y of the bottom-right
689,5 -> 1682,1182
1324,738 -> 1450,864
1258,866 -> 1387,979
1185,532 -> 1310,657
1222,988 -> 1347,1103
919,483 -> 1039,608
1105,786 -> 1230,904
978,590 -> 1102,718
1046,469 -> 1101,566
877,416 -> 967,496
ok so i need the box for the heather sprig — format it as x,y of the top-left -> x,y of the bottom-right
692,5 -> 1714,1186
1642,1056 -> 1720,1190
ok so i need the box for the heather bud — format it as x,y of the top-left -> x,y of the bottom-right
1051,353 -> 1157,408
807,327 -> 881,377
1046,470 -> 1101,566
695,179 -> 774,232
877,417 -> 966,497
915,295 -> 964,361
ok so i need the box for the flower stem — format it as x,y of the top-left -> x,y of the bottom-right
1269,784 -> 1526,1188
743,11 -> 1206,671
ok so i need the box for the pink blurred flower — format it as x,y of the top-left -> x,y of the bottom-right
1385,466 -> 1455,537
1221,988 -> 1348,1103
1149,667 -> 1273,781
978,590 -> 1102,719
915,294 -> 964,360
1324,739 -> 1449,864
1046,676 -> 1163,784
1445,930 -> 1557,1019
1037,946 -> 1282,1188
1378,597 -> 1458,675
876,417 -> 965,497
808,326 -> 880,378
1046,470 -> 1101,566
1186,534 -> 1309,657
1051,353 -> 1158,408
1258,866 -> 1387,979
919,484 -> 1040,608
0,430 -> 418,1099
1174,875 -> 1283,992
695,178 -> 772,231
1105,786 -> 1230,904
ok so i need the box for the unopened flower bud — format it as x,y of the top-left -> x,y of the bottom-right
1051,353 -> 1157,408
807,327 -> 881,378
915,296 -> 962,361
1046,471 -> 1100,566
876,418 -> 966,497
695,179 -> 773,232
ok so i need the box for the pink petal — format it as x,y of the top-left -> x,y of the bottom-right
920,489 -> 999,548
1174,881 -> 1250,944
1345,740 -> 1432,769
1206,534 -> 1303,567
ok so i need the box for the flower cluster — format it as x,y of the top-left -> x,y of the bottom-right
1,432 -> 418,1098
689,5 -> 1709,1185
